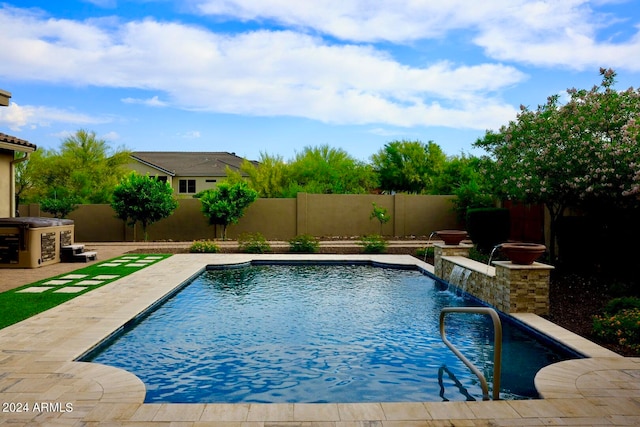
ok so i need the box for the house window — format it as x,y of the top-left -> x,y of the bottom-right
179,179 -> 196,193
155,176 -> 168,183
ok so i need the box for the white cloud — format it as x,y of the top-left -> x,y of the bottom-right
0,7 -> 527,130
179,131 -> 201,139
368,127 -> 408,137
121,96 -> 168,107
83,0 -> 117,8
102,131 -> 120,141
194,0 -> 640,71
194,0 -> 501,42
0,102 -> 110,131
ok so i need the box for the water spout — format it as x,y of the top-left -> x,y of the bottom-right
423,231 -> 438,262
486,244 -> 503,280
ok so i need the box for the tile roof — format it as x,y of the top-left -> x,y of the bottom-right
130,151 -> 257,176
0,133 -> 37,152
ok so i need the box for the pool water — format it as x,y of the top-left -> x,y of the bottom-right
84,264 -> 577,403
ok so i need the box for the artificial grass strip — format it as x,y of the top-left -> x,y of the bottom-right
0,254 -> 172,330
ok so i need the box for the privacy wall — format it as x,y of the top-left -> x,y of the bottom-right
20,193 -> 459,242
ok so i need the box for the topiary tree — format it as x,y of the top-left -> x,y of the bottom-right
466,207 -> 510,253
199,181 -> 258,240
40,187 -> 78,218
111,172 -> 178,241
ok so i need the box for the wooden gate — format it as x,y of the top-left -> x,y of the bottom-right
503,201 -> 544,243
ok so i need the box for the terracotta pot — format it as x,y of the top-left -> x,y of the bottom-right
436,230 -> 468,246
500,243 -> 546,265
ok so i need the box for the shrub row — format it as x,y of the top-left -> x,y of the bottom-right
593,297 -> 640,353
188,233 -> 391,254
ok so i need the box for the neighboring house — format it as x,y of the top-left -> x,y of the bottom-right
128,151 -> 257,196
0,133 -> 37,218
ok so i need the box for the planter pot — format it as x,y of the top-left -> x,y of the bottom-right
436,230 -> 467,246
501,243 -> 546,265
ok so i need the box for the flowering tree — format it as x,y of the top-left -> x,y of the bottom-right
474,68 -> 640,261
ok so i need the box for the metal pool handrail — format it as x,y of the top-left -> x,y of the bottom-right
439,306 -> 503,401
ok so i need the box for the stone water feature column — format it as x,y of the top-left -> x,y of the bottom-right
433,243 -> 554,315
492,261 -> 554,315
433,243 -> 472,278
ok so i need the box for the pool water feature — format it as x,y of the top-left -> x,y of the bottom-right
83,263 -> 578,403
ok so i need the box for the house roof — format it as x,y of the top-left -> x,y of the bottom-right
130,151 -> 257,177
0,132 -> 37,152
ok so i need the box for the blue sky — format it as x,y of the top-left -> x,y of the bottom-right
1,0 -> 640,162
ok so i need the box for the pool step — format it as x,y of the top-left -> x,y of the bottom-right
61,244 -> 98,262
73,251 -> 98,262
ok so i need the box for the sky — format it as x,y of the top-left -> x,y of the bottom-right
1,1 -> 640,162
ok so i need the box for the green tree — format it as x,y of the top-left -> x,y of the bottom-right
474,68 -> 640,261
60,129 -> 130,203
227,146 -> 377,197
13,150 -> 38,207
286,145 -> 377,196
431,154 -> 496,223
369,202 -> 391,235
40,187 -> 78,218
237,154 -> 291,198
15,148 -> 56,203
199,181 -> 258,239
17,129 -> 130,205
111,172 -> 178,241
371,140 -> 446,193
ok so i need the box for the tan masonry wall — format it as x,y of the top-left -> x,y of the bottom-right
20,193 -> 459,242
434,244 -> 553,315
0,150 -> 12,218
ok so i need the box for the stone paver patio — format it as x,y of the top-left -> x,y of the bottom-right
1,253 -> 639,426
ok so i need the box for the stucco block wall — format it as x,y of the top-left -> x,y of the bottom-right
20,194 -> 459,242
0,150 -> 11,218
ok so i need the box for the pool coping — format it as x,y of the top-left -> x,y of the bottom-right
1,253 -> 639,426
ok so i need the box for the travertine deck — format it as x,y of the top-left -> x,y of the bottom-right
1,254 -> 639,426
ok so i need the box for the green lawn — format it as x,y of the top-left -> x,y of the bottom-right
0,254 -> 172,330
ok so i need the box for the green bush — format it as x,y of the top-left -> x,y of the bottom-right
603,297 -> 640,315
416,246 -> 434,259
289,234 -> 320,253
358,234 -> 387,254
40,195 -> 78,219
238,232 -> 272,253
189,240 -> 220,253
452,180 -> 495,224
593,308 -> 640,353
466,207 -> 510,253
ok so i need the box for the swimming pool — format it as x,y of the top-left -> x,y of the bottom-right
83,263 -> 579,403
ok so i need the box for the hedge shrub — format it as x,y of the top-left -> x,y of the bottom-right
466,207 -> 510,253
289,234 -> 320,253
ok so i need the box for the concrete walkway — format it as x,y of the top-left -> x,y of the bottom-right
1,253 -> 639,426
0,240 -> 431,293
0,242 -> 144,293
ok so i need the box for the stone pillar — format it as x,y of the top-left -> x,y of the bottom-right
493,261 -> 554,315
433,243 -> 472,278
